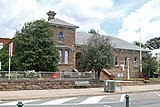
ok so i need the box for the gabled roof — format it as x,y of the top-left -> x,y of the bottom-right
49,18 -> 79,28
75,32 -> 150,52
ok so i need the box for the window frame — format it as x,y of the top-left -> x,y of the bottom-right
58,31 -> 64,43
134,57 -> 138,67
115,56 -> 119,66
64,50 -> 69,64
58,50 -> 62,64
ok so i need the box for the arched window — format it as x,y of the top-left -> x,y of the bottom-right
58,31 -> 64,43
134,57 -> 138,67
58,50 -> 62,64
115,56 -> 119,66
64,50 -> 69,64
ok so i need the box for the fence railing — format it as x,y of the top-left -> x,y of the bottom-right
0,70 -> 96,80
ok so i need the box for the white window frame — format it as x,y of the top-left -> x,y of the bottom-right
58,31 -> 64,43
134,57 -> 138,67
64,50 -> 69,64
58,50 -> 62,64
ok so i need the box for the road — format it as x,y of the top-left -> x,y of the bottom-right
0,91 -> 160,107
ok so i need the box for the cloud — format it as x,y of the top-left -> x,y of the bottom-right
0,0 -> 114,38
54,0 -> 113,35
1,0 -> 158,44
117,0 -> 160,43
0,0 -> 54,38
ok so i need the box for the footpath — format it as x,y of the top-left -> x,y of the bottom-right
0,84 -> 160,101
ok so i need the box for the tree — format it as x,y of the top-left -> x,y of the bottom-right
132,41 -> 146,49
78,34 -> 114,79
145,37 -> 160,50
0,20 -> 58,71
142,53 -> 158,79
88,29 -> 99,34
15,20 -> 58,71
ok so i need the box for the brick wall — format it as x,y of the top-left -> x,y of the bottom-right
0,38 -> 10,48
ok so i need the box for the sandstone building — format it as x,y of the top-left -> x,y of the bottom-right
47,11 -> 149,78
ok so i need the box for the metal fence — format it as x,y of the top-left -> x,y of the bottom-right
0,70 -> 96,80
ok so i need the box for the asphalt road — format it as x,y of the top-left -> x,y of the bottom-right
0,91 -> 160,107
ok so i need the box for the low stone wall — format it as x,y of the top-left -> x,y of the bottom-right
0,79 -> 103,91
0,79 -> 146,91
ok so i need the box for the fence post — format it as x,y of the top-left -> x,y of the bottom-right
125,95 -> 130,107
16,71 -> 17,80
39,71 -> 41,79
60,71 -> 61,79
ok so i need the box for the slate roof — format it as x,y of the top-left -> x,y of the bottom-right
49,18 -> 79,28
75,32 -> 149,52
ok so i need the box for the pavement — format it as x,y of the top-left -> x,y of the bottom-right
0,84 -> 160,101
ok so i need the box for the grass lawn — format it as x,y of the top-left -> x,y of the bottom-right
149,78 -> 160,81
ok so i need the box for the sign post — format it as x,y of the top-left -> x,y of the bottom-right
0,61 -> 1,70
8,43 -> 13,80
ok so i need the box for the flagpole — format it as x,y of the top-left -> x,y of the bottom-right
8,43 -> 13,80
139,28 -> 142,78
8,56 -> 11,80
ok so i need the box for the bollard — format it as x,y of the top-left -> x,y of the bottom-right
125,95 -> 130,107
17,101 -> 24,107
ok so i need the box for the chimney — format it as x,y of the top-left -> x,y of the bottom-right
47,11 -> 56,21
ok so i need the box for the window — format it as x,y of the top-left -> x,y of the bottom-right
58,50 -> 62,64
115,56 -> 119,66
58,31 -> 64,43
124,57 -> 128,66
134,57 -> 138,67
64,50 -> 69,64
0,42 -> 3,49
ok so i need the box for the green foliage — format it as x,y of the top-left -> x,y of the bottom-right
145,37 -> 160,50
24,70 -> 40,78
0,20 -> 58,71
132,41 -> 146,49
157,67 -> 160,73
88,29 -> 99,34
142,53 -> 158,79
78,34 -> 114,78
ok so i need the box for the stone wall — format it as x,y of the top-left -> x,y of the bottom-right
0,79 -> 103,91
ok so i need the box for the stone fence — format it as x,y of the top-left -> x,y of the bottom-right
0,79 -> 103,91
0,79 -> 145,91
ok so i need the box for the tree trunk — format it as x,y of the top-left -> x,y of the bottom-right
97,70 -> 101,79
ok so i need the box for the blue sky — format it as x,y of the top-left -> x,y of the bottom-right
0,0 -> 160,43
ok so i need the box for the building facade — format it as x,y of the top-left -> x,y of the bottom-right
47,11 -> 149,78
0,38 -> 10,49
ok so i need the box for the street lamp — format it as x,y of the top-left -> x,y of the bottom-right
127,58 -> 130,80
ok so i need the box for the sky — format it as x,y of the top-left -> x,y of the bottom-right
0,0 -> 160,43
